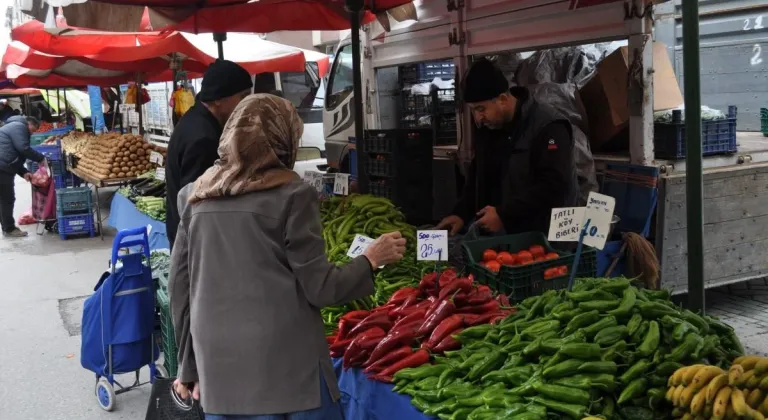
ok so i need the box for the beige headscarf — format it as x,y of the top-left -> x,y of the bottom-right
189,94 -> 304,203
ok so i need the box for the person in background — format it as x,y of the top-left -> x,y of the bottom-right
0,100 -> 15,122
169,94 -> 407,419
34,103 -> 53,123
0,116 -> 45,238
165,59 -> 253,249
437,59 -> 579,237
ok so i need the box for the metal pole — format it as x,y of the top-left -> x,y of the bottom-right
63,88 -> 68,125
56,88 -> 61,123
682,0 -> 705,312
213,33 -> 227,59
345,0 -> 366,192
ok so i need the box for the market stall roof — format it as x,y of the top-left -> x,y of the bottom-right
0,87 -> 41,95
31,0 -> 416,33
11,20 -> 330,77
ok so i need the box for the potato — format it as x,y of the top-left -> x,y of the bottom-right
129,153 -> 137,160
128,145 -> 137,153
143,143 -> 152,150
117,172 -> 126,177
136,148 -> 146,156
130,166 -> 137,172
126,171 -> 135,177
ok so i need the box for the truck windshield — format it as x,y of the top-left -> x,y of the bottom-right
326,44 -> 354,109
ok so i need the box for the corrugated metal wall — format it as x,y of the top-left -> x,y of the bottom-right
656,0 -> 768,131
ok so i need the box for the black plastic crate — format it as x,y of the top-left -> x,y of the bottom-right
366,157 -> 397,177
463,232 -> 597,302
362,129 -> 433,156
654,106 -> 738,159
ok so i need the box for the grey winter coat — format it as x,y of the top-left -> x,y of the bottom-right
0,116 -> 44,179
169,180 -> 375,415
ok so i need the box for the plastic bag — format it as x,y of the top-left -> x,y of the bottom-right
17,209 -> 35,225
31,166 -> 56,221
30,166 -> 50,189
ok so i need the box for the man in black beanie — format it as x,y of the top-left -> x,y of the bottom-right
165,59 -> 253,249
437,59 -> 578,237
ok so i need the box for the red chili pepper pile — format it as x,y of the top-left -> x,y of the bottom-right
327,269 -> 514,383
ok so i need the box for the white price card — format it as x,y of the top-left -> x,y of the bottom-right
580,192 -> 616,250
149,151 -> 164,165
146,224 -> 153,236
302,171 -> 324,192
417,230 -> 449,261
334,173 -> 349,196
548,207 -> 586,242
155,167 -> 166,181
346,234 -> 374,258
119,104 -> 134,113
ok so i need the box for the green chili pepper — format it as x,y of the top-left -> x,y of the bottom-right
665,333 -> 702,362
577,360 -> 618,375
532,383 -> 591,406
554,308 -> 583,321
637,320 -> 660,357
410,396 -> 432,412
602,397 -> 616,418
619,359 -> 652,384
580,315 -> 618,338
395,364 -> 449,381
466,351 -> 506,382
672,320 -> 700,342
599,278 -> 632,293
642,289 -> 671,301
457,324 -> 494,341
601,339 -> 628,362
607,287 -> 637,318
627,312 -> 643,336
543,359 -> 585,379
680,309 -> 710,335
560,342 -> 601,360
526,396 -> 586,418
637,301 -> 678,319
594,325 -> 629,346
525,293 -> 552,320
565,289 -> 615,302
631,320 -> 650,344
618,377 -> 648,405
563,310 -> 600,335
437,368 -> 456,388
520,320 -> 561,338
414,376 -> 440,390
579,300 -> 621,312
582,373 -> 617,392
692,335 -> 720,360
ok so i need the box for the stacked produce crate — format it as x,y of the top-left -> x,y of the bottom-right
761,108 -> 767,137
55,187 -> 96,239
398,60 -> 457,146
362,129 -> 433,225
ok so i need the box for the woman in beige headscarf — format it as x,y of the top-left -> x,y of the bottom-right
168,94 -> 406,420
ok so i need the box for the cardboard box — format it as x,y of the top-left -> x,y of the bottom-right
580,41 -> 683,151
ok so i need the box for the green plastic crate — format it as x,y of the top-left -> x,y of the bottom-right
462,232 -> 597,302
761,108 -> 767,137
156,288 -> 178,377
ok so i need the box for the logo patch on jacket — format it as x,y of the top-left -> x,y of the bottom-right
547,139 -> 558,150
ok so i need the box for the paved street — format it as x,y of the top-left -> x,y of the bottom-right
0,179 -> 765,419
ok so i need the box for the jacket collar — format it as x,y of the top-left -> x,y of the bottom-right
191,101 -> 222,134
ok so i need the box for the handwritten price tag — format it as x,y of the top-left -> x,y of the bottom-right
580,192 -> 616,250
548,207 -> 586,242
149,151 -> 163,165
334,173 -> 349,196
346,234 -> 374,258
303,171 -> 324,193
417,230 -> 448,261
155,167 -> 165,181
119,104 -> 133,113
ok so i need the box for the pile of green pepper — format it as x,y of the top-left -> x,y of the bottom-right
319,195 -> 436,335
390,277 -> 744,420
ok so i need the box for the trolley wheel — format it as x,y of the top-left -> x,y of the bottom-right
155,364 -> 169,379
95,378 -> 116,411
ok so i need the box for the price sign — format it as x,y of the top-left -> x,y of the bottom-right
580,192 -> 616,250
346,234 -> 374,258
146,224 -> 153,236
302,171 -> 324,192
119,104 -> 134,113
548,207 -> 586,242
149,151 -> 164,165
334,173 -> 349,196
417,230 -> 448,261
155,167 -> 166,181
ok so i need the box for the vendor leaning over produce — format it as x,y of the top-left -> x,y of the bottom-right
437,59 -> 580,237
169,94 -> 407,419
0,116 -> 45,238
165,59 -> 253,249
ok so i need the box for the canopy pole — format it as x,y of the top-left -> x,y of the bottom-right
56,88 -> 61,123
63,88 -> 68,125
213,33 -> 227,59
136,76 -> 144,136
682,0 -> 705,312
346,0 -> 366,192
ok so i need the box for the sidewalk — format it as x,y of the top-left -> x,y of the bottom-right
707,280 -> 768,356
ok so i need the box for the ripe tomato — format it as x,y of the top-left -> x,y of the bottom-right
557,265 -> 568,276
485,260 -> 501,273
529,245 -> 545,259
544,252 -> 560,261
482,249 -> 498,263
496,251 -> 516,266
517,250 -> 534,265
543,268 -> 556,279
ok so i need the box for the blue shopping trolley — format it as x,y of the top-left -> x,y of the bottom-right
80,227 -> 163,411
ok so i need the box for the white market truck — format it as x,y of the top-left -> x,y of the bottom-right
322,0 -> 768,294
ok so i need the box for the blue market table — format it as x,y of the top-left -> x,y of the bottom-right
332,358 -> 432,420
107,192 -> 169,250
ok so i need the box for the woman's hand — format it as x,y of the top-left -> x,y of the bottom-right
173,378 -> 200,401
363,231 -> 407,268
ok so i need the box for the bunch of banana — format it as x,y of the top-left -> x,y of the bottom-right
667,356 -> 768,419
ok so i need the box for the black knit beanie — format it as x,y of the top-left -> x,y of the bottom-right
198,59 -> 253,102
463,59 -> 509,103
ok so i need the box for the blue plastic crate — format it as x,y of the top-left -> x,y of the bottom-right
57,212 -> 96,240
56,187 -> 92,216
32,142 -> 62,161
654,106 -> 737,159
600,163 -> 658,238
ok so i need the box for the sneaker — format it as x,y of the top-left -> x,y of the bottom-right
3,228 -> 28,238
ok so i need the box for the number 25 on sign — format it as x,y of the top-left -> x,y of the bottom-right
417,230 -> 448,261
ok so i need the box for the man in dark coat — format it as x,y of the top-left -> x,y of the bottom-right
437,59 -> 579,237
0,116 -> 44,237
165,60 -> 253,249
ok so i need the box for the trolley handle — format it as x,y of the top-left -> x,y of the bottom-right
112,227 -> 150,265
